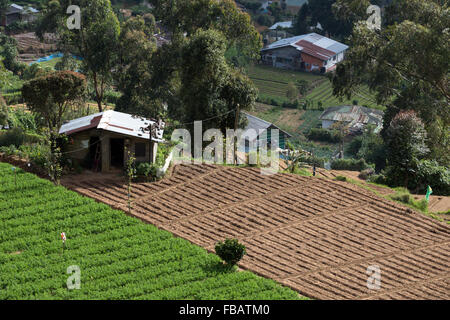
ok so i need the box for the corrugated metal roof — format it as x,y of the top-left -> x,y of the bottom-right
269,21 -> 293,30
261,33 -> 349,57
8,4 -> 39,14
242,113 -> 292,141
59,110 -> 165,142
319,106 -> 384,128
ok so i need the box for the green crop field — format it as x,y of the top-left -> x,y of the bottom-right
304,81 -> 383,110
247,65 -> 384,110
0,163 -> 303,300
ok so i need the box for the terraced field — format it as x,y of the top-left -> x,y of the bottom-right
247,64 -> 383,110
305,81 -> 383,110
66,164 -> 450,300
0,162 -> 301,300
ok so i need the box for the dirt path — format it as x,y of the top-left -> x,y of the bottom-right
62,164 -> 450,300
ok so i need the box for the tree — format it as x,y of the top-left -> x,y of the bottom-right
37,0 -> 120,112
0,34 -> 19,72
114,15 -> 159,118
357,125 -> 386,172
22,71 -> 87,138
293,0 -> 355,37
0,94 -> 7,126
22,71 -> 86,185
293,3 -> 311,35
286,82 -> 299,102
385,110 -> 429,188
180,29 -> 257,132
331,0 -> 449,166
151,0 -> 262,61
0,0 -> 9,25
296,79 -> 309,96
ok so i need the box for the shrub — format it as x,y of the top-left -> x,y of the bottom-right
307,128 -> 339,143
389,189 -> 428,212
282,100 -> 299,109
334,175 -> 347,182
347,136 -> 363,157
0,127 -> 25,147
358,168 -> 375,180
215,239 -> 246,267
104,90 -> 122,105
368,173 -> 387,185
411,160 -> 449,196
136,162 -> 157,178
331,158 -> 370,171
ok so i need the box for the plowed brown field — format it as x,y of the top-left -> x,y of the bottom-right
63,164 -> 450,300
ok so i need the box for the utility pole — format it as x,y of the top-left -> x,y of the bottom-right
149,122 -> 154,165
234,104 -> 240,165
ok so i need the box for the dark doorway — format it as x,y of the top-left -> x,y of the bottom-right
89,136 -> 101,172
110,138 -> 124,169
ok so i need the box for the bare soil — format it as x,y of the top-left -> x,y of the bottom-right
62,164 -> 450,300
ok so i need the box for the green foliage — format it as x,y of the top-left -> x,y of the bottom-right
37,0 -> 121,112
0,33 -> 19,72
215,239 -> 246,267
135,162 -> 156,178
256,14 -> 273,27
331,158 -> 371,171
331,0 -> 449,166
0,127 -> 24,147
356,126 -> 386,172
0,95 -> 7,126
0,162 -> 301,300
307,128 -> 340,143
385,110 -> 428,188
286,82 -> 299,102
389,189 -> 428,213
7,107 -> 40,131
180,29 -> 257,131
358,168 -> 375,181
22,71 -> 87,135
413,160 -> 450,196
334,175 -> 347,182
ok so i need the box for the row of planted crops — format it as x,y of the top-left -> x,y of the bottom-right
0,162 -> 302,300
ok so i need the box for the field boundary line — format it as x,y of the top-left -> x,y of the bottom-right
202,202 -> 368,252
135,165 -> 227,199
278,240 -> 450,283
359,270 -> 450,300
162,176 -> 317,227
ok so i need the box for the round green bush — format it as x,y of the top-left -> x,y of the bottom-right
215,239 -> 246,267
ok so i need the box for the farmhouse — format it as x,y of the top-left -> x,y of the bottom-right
59,110 -> 165,173
1,4 -> 39,26
319,105 -> 384,133
241,113 -> 292,151
260,33 -> 348,72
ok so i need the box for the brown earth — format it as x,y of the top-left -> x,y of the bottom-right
61,164 -> 450,300
315,168 -> 450,214
11,32 -> 57,63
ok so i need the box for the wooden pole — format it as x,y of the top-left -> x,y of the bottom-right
234,104 -> 240,165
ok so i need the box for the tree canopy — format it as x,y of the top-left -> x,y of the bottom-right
37,0 -> 120,112
22,71 -> 87,135
331,0 -> 449,166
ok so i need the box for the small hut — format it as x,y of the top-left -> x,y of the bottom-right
59,111 -> 165,172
